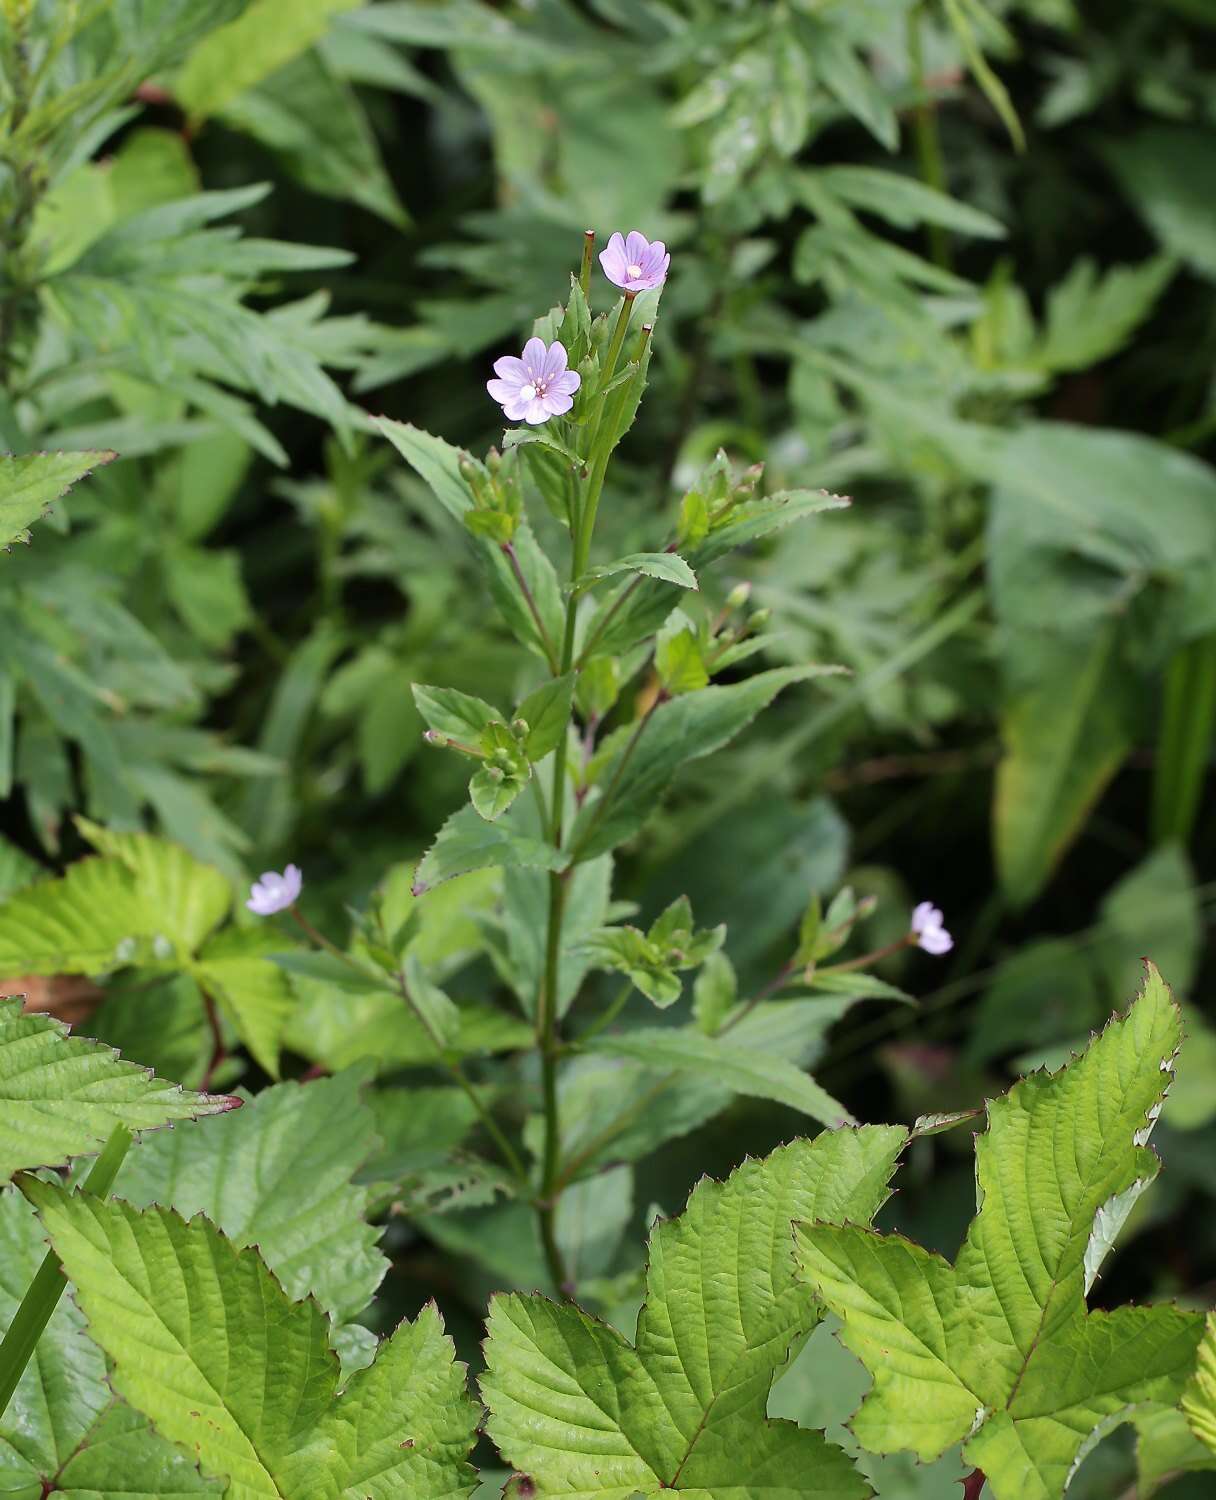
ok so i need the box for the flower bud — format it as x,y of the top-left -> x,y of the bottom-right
424,729 -> 448,748
748,608 -> 771,631
725,582 -> 752,612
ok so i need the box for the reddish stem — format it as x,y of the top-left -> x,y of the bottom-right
200,990 -> 225,1091
961,1470 -> 986,1500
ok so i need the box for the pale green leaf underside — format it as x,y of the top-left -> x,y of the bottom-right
0,997 -> 234,1183
586,1028 -> 854,1127
483,1127 -> 906,1497
0,450 -> 116,548
795,965 -> 1204,1500
27,1186 -> 479,1500
114,1069 -> 386,1323
1182,1313 -> 1216,1455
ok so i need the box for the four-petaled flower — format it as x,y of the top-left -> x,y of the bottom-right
487,338 -> 581,425
910,901 -> 953,956
247,864 -> 302,916
600,230 -> 670,292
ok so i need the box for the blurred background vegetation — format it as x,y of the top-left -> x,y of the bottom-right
3,1 -> 1216,1493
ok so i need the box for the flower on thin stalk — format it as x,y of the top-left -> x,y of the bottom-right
600,230 -> 670,292
487,338 -> 580,425
247,864 -> 302,916
910,901 -> 952,956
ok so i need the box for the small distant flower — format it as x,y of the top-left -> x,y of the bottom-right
247,864 -> 302,916
911,901 -> 953,956
487,338 -> 581,425
600,230 -> 670,292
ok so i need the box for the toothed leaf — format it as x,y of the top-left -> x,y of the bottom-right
482,1127 -> 906,1497
794,965 -> 1205,1500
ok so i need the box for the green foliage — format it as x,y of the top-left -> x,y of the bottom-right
0,996 -> 232,1183
27,1183 -> 480,1499
482,1127 -> 907,1498
795,966 -> 1204,1499
1183,1315 -> 1216,1455
0,451 -> 115,548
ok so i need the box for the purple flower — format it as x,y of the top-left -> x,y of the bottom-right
247,864 -> 302,916
599,230 -> 670,292
487,338 -> 581,425
911,901 -> 953,956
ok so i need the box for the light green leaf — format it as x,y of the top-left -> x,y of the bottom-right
114,1069 -> 386,1323
403,953 -> 461,1048
579,552 -> 698,592
0,1184 -> 218,1497
1135,1405 -> 1216,1496
412,683 -> 499,743
514,673 -> 575,762
0,451 -> 117,548
586,1026 -> 855,1127
816,165 -> 1006,238
414,805 -> 565,893
1183,1314 -> 1216,1455
175,0 -> 360,121
0,996 -> 234,1185
26,1187 -> 480,1500
569,666 -> 843,862
194,932 -> 298,1080
76,820 -> 231,957
795,965 -> 1204,1499
483,1127 -> 907,1497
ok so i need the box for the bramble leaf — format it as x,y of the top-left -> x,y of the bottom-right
0,451 -> 117,549
1182,1313 -> 1216,1456
114,1069 -> 387,1325
26,1185 -> 480,1500
482,1127 -> 907,1498
0,997 -> 234,1184
795,964 -> 1204,1500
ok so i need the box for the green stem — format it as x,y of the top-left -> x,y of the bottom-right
0,1124 -> 133,1420
577,979 -> 634,1043
579,229 -> 595,299
908,2 -> 952,271
1152,631 -> 1216,846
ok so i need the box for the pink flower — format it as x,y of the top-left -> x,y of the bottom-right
247,864 -> 302,916
599,230 -> 670,292
487,338 -> 581,425
911,901 -> 953,956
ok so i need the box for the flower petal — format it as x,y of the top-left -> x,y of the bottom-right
550,369 -> 581,396
599,233 -> 629,287
503,394 -> 531,421
543,391 -> 574,416
524,396 -> 551,424
624,229 -> 650,265
487,378 -> 516,405
521,337 -> 548,379
543,340 -> 568,380
492,355 -> 527,384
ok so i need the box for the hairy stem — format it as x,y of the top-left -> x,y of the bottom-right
0,1124 -> 133,1421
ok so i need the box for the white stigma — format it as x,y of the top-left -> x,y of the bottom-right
627,263 -> 643,279
521,383 -> 538,400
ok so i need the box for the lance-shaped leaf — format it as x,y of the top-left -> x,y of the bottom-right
568,666 -> 843,863
0,997 -> 236,1183
0,451 -> 116,548
26,1185 -> 480,1500
1183,1313 -> 1216,1455
414,804 -> 565,893
795,965 -> 1204,1500
482,1126 -> 907,1498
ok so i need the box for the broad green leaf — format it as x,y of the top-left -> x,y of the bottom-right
1105,125 -> 1216,280
0,996 -> 234,1184
195,929 -> 298,1079
483,1127 -> 907,1498
0,451 -> 116,548
221,48 -> 407,226
27,1186 -> 480,1500
0,1186 -> 217,1497
175,0 -> 360,121
0,832 -> 42,899
795,965 -> 1204,1500
579,552 -> 698,592
586,1026 -> 854,1127
114,1069 -> 386,1323
569,666 -> 842,862
414,805 -> 565,893
77,820 -> 231,956
1135,1406 -> 1216,1495
1183,1314 -> 1216,1455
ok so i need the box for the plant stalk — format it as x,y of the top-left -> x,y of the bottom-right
0,1124 -> 133,1421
